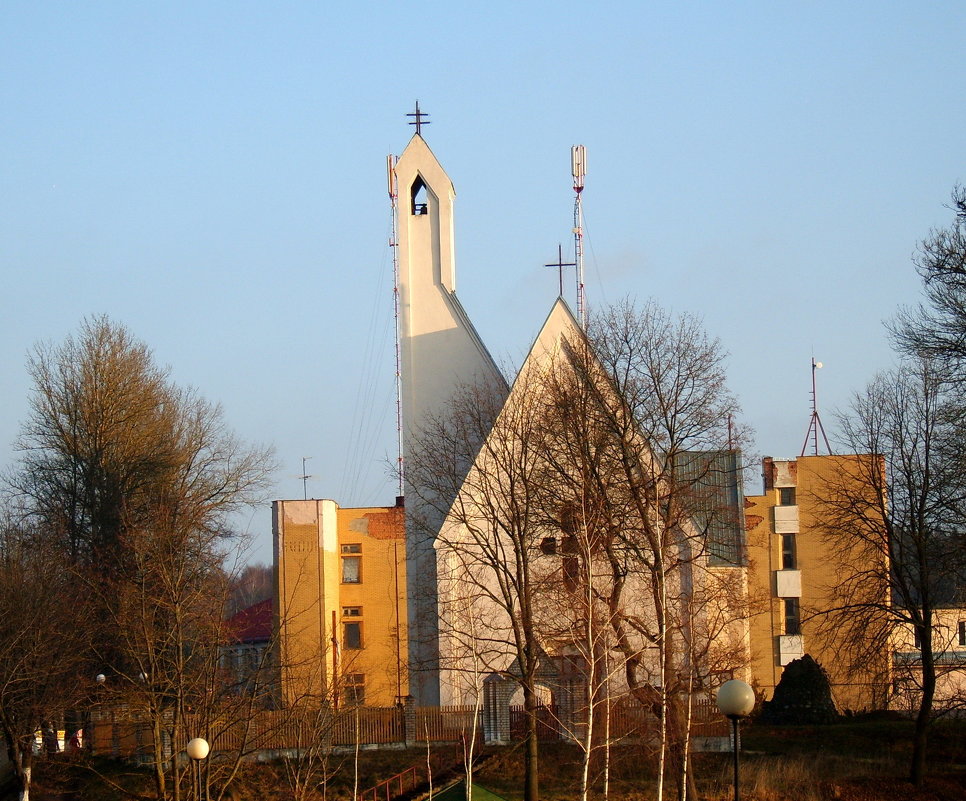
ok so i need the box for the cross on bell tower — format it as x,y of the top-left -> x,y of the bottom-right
407,100 -> 430,136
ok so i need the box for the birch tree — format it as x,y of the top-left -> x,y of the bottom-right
541,301 -> 749,801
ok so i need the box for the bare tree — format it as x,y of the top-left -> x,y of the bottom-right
815,359 -> 965,786
228,563 -> 274,616
539,300 -> 750,801
411,374 -> 554,801
9,315 -> 273,575
416,300 -> 750,801
892,186 -> 966,377
6,316 -> 275,800
0,516 -> 90,801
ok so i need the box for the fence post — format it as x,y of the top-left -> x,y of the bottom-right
483,680 -> 510,744
399,695 -> 416,747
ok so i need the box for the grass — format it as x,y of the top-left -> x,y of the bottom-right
28,718 -> 966,801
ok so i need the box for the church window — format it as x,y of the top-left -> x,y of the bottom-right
959,621 -> 966,647
779,487 -> 796,506
411,176 -> 428,215
344,621 -> 363,649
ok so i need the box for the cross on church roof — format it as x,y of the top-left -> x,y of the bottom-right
407,100 -> 430,136
544,244 -> 576,299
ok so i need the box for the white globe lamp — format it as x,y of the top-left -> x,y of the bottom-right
186,737 -> 210,761
716,679 -> 755,801
716,679 -> 755,719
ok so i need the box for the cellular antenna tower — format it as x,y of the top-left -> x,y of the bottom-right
571,145 -> 587,329
800,357 -> 833,456
387,152 -> 404,498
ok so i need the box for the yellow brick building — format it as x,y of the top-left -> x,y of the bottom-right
745,455 -> 890,711
274,499 -> 407,707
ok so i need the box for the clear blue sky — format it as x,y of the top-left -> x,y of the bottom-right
3,2 -> 963,565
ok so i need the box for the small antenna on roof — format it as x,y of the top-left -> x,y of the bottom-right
800,358 -> 833,456
299,457 -> 314,500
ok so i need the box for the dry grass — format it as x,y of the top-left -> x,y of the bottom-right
29,719 -> 966,801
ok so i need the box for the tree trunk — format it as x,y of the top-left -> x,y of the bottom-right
13,738 -> 33,801
911,640 -> 936,786
523,683 -> 540,801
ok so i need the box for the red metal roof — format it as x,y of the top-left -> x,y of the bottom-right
226,598 -> 273,644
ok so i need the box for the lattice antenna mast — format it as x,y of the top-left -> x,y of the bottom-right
387,153 -> 404,497
800,357 -> 833,456
571,145 -> 587,329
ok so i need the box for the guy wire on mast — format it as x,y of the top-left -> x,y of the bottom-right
387,153 -> 404,498
571,145 -> 587,329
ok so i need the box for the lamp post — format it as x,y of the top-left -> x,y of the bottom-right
186,737 -> 210,801
716,679 -> 755,801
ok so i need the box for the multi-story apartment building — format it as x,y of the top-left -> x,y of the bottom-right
745,455 -> 890,710
274,499 -> 407,707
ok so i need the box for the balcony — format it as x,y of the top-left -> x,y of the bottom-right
775,570 -> 802,598
778,634 -> 804,666
773,505 -> 799,533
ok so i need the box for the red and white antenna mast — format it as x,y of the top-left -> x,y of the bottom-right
800,357 -> 832,456
387,153 -> 404,498
571,145 -> 587,329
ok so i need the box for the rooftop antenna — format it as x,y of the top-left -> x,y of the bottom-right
544,243 -> 576,299
571,145 -> 587,329
299,457 -> 313,500
800,357 -> 833,456
387,152 -> 404,498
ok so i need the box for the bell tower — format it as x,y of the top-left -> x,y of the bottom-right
393,124 -> 506,704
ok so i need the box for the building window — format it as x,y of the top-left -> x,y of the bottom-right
779,487 -> 796,506
341,543 -> 362,583
344,621 -> 363,650
784,598 -> 801,636
914,627 -> 922,649
781,534 -> 797,570
344,673 -> 365,705
959,621 -> 966,647
343,606 -> 362,617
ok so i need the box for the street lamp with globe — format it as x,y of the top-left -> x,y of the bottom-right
186,737 -> 210,801
716,679 -> 755,801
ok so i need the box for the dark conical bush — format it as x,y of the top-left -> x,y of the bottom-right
760,654 -> 839,725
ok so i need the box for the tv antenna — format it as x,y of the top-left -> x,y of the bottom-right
571,145 -> 587,329
800,357 -> 832,456
299,457 -> 314,500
